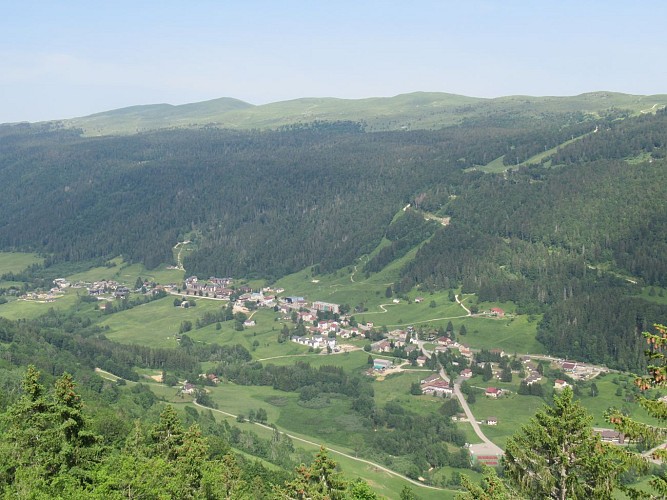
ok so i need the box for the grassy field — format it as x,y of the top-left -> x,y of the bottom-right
100,295 -> 221,346
0,288 -> 81,320
147,381 -> 466,499
67,257 -> 185,286
0,252 -> 43,275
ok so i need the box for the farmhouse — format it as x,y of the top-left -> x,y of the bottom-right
469,443 -> 503,467
562,361 -> 577,372
554,379 -> 569,391
371,340 -> 392,353
597,429 -> 625,444
373,359 -> 392,371
420,373 -> 441,385
421,378 -> 453,396
458,345 -> 473,358
490,307 -> 505,317
485,387 -> 502,398
486,416 -> 498,426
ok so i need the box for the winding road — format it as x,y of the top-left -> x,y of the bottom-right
193,400 -> 447,493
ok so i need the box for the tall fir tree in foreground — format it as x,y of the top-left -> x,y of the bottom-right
460,386 -> 637,500
607,323 -> 667,498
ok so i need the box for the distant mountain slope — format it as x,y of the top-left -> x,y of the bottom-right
64,97 -> 254,136
52,91 -> 667,136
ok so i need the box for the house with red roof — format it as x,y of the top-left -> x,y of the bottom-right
485,387 -> 502,398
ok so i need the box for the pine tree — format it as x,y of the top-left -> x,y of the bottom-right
0,367 -> 101,495
504,387 -> 632,499
607,323 -> 667,497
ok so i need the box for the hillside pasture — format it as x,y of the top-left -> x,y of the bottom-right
0,288 -> 80,320
0,252 -> 43,275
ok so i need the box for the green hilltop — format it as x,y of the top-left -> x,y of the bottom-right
56,91 -> 667,136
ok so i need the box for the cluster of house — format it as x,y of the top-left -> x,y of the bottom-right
22,278 -> 84,302
284,300 -> 371,349
183,276 -> 281,309
291,335 -> 338,350
85,280 -> 133,299
183,276 -> 235,298
20,291 -> 59,302
431,335 -> 474,358
521,356 -> 543,386
181,374 -> 221,394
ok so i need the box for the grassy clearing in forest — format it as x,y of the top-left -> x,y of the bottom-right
0,252 -> 43,275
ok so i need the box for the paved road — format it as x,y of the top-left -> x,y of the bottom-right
418,341 -> 504,456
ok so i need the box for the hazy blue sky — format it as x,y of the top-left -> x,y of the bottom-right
2,1 -> 666,123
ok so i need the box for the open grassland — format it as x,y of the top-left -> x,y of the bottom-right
463,371 -> 662,450
187,308 -> 310,359
0,252 -> 43,275
261,350 -> 370,373
67,258 -> 184,286
0,288 -> 80,320
457,314 -> 545,354
372,371 -> 451,415
575,373 -> 663,428
466,392 -> 548,449
195,383 -> 466,499
100,295 -> 221,346
66,91 -> 667,137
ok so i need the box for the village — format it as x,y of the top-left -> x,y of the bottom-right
33,273 -> 627,468
168,275 -> 620,466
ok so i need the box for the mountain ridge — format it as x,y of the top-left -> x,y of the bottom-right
39,91 -> 667,136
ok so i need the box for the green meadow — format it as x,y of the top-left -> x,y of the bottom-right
0,288 -> 81,320
145,380 -> 465,499
99,295 -> 221,347
0,252 -> 43,275
67,257 -> 185,286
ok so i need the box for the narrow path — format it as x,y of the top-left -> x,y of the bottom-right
257,353 -> 330,362
455,294 -> 471,316
173,240 -> 191,271
193,400 -> 447,492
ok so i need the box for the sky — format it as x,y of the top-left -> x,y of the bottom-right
2,1 -> 667,123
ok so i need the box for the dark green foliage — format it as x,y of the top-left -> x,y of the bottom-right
364,209 -> 439,273
0,366 -> 102,494
504,387 -> 634,499
410,382 -> 423,395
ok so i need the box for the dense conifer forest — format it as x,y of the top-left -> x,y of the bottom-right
3,107 -> 667,373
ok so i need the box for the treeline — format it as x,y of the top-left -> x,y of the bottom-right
215,360 -> 371,399
0,110 -> 609,279
0,310 -> 200,381
0,366 -> 379,498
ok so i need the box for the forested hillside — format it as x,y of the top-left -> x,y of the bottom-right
2,100 -> 667,371
0,111 -> 600,278
399,108 -> 667,370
